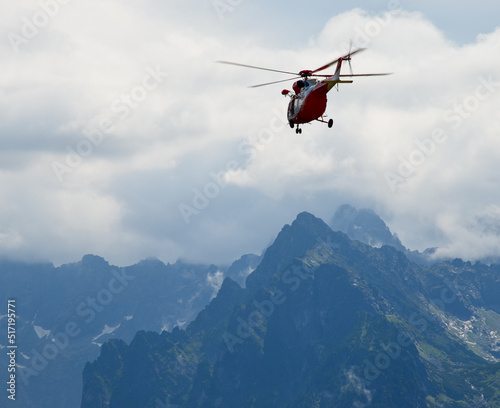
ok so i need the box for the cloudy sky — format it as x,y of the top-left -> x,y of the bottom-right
1,0 -> 500,266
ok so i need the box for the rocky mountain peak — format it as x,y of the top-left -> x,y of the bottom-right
331,204 -> 405,250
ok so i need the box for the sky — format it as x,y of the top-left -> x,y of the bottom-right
1,0 -> 500,266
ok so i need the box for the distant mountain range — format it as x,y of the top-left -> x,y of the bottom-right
0,253 -> 260,408
3,205 -> 500,407
80,210 -> 500,408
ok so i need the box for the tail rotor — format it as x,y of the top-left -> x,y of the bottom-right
347,40 -> 354,76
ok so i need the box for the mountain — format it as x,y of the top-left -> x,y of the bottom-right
0,254 -> 258,408
81,212 -> 500,407
331,204 -> 406,251
331,204 -> 438,265
225,253 -> 261,287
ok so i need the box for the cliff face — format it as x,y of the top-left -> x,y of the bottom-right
81,212 -> 500,408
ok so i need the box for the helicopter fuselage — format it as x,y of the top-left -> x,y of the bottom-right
287,79 -> 329,125
288,77 -> 334,126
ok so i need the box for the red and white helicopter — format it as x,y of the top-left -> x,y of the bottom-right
219,47 -> 391,133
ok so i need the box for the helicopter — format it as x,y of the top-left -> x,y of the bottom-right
218,47 -> 391,134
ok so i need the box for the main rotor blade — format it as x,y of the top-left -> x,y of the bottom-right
339,73 -> 393,77
312,47 -> 366,74
249,76 -> 302,88
310,72 -> 393,78
217,61 -> 298,76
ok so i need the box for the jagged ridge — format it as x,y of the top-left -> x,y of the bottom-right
81,212 -> 500,408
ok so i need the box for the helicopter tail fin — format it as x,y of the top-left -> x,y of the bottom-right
332,58 -> 343,81
323,58 -> 354,91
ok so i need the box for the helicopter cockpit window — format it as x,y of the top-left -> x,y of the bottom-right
293,96 -> 302,113
303,79 -> 317,88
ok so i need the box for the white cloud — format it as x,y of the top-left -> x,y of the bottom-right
206,270 -> 224,299
1,2 -> 500,265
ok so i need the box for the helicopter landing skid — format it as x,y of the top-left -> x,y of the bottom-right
316,117 -> 334,128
